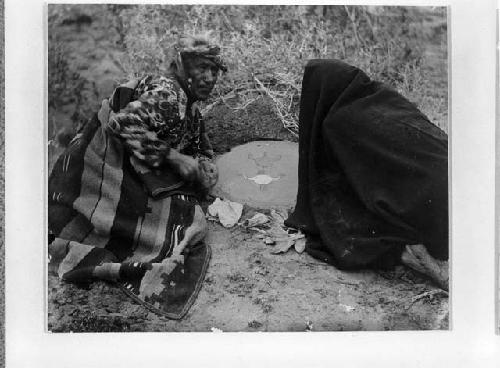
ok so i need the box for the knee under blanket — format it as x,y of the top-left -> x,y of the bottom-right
285,59 -> 448,269
48,114 -> 210,319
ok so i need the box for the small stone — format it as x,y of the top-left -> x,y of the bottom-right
264,237 -> 275,245
248,320 -> 263,328
262,304 -> 273,313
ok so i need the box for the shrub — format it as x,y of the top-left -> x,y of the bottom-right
47,5 -> 102,141
114,5 -> 447,134
48,5 -> 448,137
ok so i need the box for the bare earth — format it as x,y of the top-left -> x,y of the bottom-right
48,220 -> 448,332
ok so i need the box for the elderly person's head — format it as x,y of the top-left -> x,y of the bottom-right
170,35 -> 227,101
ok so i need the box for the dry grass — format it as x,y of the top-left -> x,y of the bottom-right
48,5 -> 448,137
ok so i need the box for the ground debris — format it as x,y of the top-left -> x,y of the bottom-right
207,198 -> 243,228
238,208 -> 306,255
294,237 -> 306,253
51,309 -> 131,333
405,289 -> 449,310
248,320 -> 263,329
241,212 -> 270,227
339,304 -> 356,312
270,232 -> 305,255
269,208 -> 288,226
264,237 -> 275,245
271,239 -> 296,254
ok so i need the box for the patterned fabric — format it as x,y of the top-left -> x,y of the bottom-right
106,75 -> 217,195
109,75 -> 211,164
48,114 -> 211,319
174,35 -> 228,73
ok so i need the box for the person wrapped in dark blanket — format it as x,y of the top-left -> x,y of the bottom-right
285,59 -> 448,290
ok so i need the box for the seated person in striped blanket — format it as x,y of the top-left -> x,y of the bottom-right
48,35 -> 227,318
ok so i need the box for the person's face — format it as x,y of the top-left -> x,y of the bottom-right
183,56 -> 219,101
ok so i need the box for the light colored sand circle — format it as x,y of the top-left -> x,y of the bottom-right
212,141 -> 299,209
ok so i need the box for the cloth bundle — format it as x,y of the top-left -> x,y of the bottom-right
286,59 -> 448,269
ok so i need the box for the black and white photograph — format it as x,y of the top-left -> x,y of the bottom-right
6,0 -> 500,366
46,4 -> 450,332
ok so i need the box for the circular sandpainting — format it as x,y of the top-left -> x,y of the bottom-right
212,141 -> 299,209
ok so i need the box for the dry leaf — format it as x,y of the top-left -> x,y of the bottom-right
242,213 -> 269,227
294,237 -> 306,253
266,222 -> 289,239
207,198 -> 243,228
271,239 -> 295,254
270,208 -> 287,226
248,227 -> 268,234
207,199 -> 220,217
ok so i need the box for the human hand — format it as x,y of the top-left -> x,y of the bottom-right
198,157 -> 218,189
118,130 -> 168,168
166,149 -> 200,182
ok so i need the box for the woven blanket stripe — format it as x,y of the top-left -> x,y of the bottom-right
49,195 -> 207,317
48,115 -> 210,318
123,196 -> 171,263
73,128 -> 124,247
48,118 -> 100,235
105,157 -> 149,260
151,194 -> 195,262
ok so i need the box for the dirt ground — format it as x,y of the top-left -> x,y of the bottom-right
47,13 -> 449,332
48,221 -> 448,332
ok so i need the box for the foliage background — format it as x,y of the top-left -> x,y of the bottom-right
47,4 -> 447,149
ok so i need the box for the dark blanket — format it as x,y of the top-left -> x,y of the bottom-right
285,59 -> 448,269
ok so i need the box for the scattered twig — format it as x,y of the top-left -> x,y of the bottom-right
405,289 -> 448,310
344,6 -> 365,48
333,278 -> 362,287
201,88 -> 261,115
253,75 -> 299,136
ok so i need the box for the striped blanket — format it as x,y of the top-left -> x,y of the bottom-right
48,114 -> 211,319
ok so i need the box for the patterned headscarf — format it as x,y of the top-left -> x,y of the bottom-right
173,35 -> 228,73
